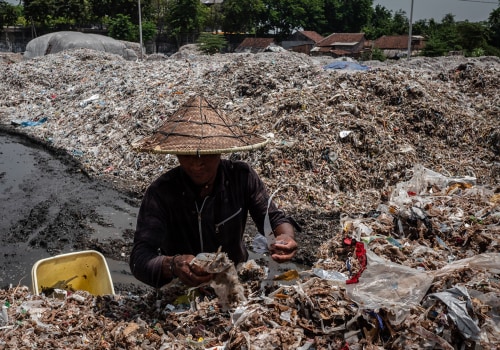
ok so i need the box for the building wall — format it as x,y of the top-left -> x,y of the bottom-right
0,27 -> 33,53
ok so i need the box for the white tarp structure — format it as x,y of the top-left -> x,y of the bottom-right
24,31 -> 138,61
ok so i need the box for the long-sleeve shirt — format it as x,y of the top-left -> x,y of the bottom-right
129,159 -> 291,288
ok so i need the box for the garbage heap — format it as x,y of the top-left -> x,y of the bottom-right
0,48 -> 499,349
1,163 -> 498,349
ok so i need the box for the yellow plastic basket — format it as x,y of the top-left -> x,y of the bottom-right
32,250 -> 115,296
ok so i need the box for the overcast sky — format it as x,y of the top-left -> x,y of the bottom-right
373,0 -> 498,22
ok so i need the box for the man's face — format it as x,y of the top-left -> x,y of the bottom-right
177,154 -> 221,186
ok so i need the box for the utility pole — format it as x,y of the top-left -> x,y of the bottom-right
407,0 -> 414,60
138,0 -> 143,59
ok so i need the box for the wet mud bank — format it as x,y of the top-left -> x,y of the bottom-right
0,128 -> 145,292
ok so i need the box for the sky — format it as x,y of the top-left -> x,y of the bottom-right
373,0 -> 498,22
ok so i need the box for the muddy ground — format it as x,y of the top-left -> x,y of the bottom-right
0,128 -> 314,294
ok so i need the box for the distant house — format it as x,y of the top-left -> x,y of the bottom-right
282,31 -> 324,55
373,35 -> 426,59
311,33 -> 367,58
235,38 -> 283,54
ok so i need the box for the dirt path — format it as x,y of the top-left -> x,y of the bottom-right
0,129 -> 147,292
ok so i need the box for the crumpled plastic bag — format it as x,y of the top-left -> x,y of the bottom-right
424,285 -> 481,341
346,249 -> 433,325
390,163 -> 476,206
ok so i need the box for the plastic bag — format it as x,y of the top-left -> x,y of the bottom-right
390,163 -> 476,205
346,249 -> 433,325
424,285 -> 481,341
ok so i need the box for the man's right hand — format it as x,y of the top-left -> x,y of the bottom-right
169,254 -> 213,287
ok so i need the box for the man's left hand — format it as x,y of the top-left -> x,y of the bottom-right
270,234 -> 297,262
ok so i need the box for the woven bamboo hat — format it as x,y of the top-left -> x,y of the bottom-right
133,95 -> 269,155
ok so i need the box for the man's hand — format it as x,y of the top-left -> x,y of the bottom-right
168,254 -> 213,287
269,222 -> 297,262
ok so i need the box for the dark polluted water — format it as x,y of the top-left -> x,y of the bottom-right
0,130 -> 144,290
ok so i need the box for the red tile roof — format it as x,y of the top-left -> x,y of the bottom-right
374,35 -> 425,50
237,37 -> 275,49
299,31 -> 324,43
317,33 -> 365,47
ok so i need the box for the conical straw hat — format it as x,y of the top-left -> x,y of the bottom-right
133,95 -> 269,155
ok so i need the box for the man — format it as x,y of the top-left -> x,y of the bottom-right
130,95 -> 298,288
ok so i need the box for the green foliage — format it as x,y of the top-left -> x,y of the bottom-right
221,0 -> 264,34
470,47 -> 485,57
88,0 -> 153,26
390,10 -> 409,34
141,20 -> 157,43
489,7 -> 500,48
371,47 -> 386,61
23,0 -> 56,27
108,14 -> 136,41
166,0 -> 207,46
258,0 -> 326,41
0,0 -> 18,28
320,0 -> 372,33
422,35 -> 449,57
23,0 -> 91,29
483,44 -> 500,57
360,47 -> 386,61
456,21 -> 488,55
196,32 -> 227,54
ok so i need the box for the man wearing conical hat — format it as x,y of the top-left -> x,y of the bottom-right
129,95 -> 298,288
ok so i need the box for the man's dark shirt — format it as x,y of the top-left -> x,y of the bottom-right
129,159 -> 290,288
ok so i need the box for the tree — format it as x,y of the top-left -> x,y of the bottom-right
0,0 -> 18,28
23,0 -> 57,28
196,32 -> 227,54
108,13 -> 135,41
166,0 -> 207,47
148,0 -> 172,52
23,0 -> 91,30
363,4 -> 394,39
421,35 -> 448,57
55,0 -> 90,26
320,0 -> 373,34
220,0 -> 264,34
337,0 -> 373,32
456,21 -> 488,55
88,0 -> 153,26
389,10 -> 408,35
488,7 -> 500,48
411,19 -> 429,36
258,0 -> 306,39
297,0 -> 326,34
257,0 -> 325,41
